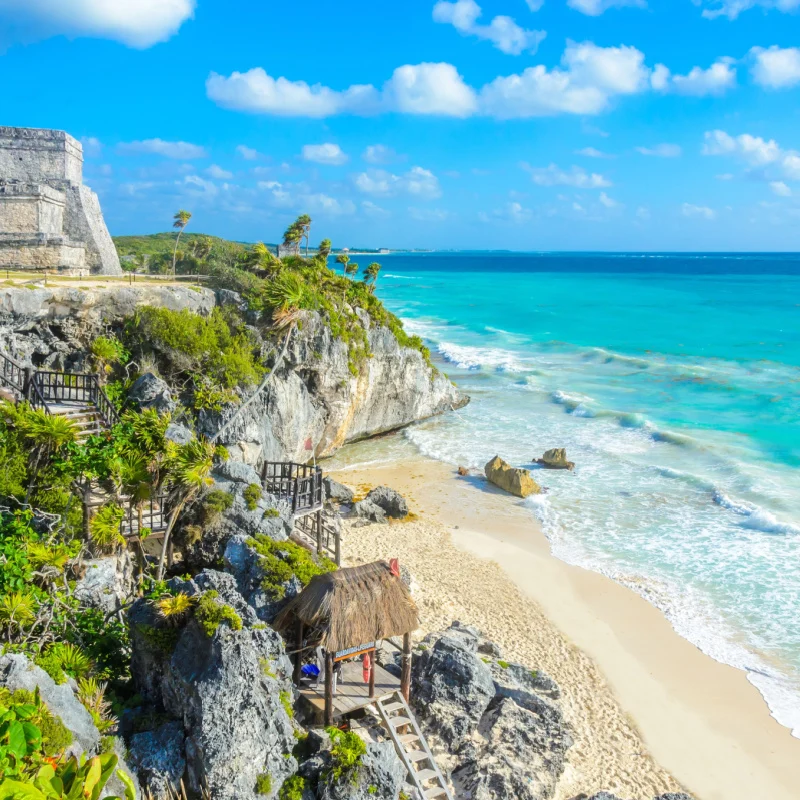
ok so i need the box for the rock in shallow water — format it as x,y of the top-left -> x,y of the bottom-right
484,456 -> 542,498
534,448 -> 575,471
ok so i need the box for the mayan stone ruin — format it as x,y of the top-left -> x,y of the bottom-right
0,126 -> 121,275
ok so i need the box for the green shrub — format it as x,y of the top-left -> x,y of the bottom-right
124,306 -> 264,389
326,727 -> 366,784
255,772 -> 272,795
89,502 -> 125,551
202,489 -> 234,521
91,335 -> 130,372
243,483 -> 262,511
195,590 -> 242,637
279,690 -> 294,719
279,775 -> 308,800
248,535 -> 335,600
193,381 -> 240,411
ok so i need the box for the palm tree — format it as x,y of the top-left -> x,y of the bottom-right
363,262 -> 382,294
282,222 -> 303,257
318,238 -> 332,261
335,253 -> 350,277
157,438 -> 224,580
345,261 -> 359,280
296,214 -> 312,257
265,272 -> 307,330
172,210 -> 192,276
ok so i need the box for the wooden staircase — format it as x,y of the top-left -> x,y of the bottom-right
51,403 -> 109,442
376,691 -> 453,800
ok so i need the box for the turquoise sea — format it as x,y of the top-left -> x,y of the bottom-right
363,252 -> 800,736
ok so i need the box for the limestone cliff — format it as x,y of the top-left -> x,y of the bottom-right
0,284 -> 467,461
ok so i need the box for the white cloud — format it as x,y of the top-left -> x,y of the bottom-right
182,174 -> 218,197
481,41 -> 650,118
236,145 -> 260,160
682,203 -> 716,220
207,164 -> 233,179
783,154 -> 800,179
636,143 -> 682,157
576,146 -> 614,158
384,62 -> 477,116
207,69 -> 380,117
750,46 -> 800,89
363,145 -> 399,164
354,166 -> 441,199
567,0 -> 646,14
770,181 -> 792,196
0,0 -> 195,48
599,191 -> 620,208
361,200 -> 390,218
302,143 -> 348,165
652,59 -> 737,96
702,130 -> 781,165
409,207 -> 450,222
80,136 -> 102,157
698,0 -> 800,20
523,162 -> 612,188
118,139 -> 207,159
525,0 -> 545,9
479,201 -> 533,224
257,179 -> 355,215
433,0 -> 546,55
636,206 -> 651,220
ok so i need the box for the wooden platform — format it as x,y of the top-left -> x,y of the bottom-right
298,659 -> 401,721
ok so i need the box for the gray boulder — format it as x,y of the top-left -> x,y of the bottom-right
128,721 -> 186,800
365,486 -> 408,518
353,498 -> 387,524
165,422 -> 193,446
455,696 -> 572,800
181,473 -> 291,571
490,661 -> 561,704
0,653 -> 99,758
412,626 -> 495,751
128,373 -> 176,415
323,477 -> 355,504
318,740 -> 406,800
129,585 -> 297,800
74,552 -> 136,614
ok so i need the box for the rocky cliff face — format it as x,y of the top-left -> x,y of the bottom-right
199,310 -> 467,463
0,284 -> 466,461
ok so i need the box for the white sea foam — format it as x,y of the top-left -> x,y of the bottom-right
437,341 -> 525,372
713,491 -> 800,535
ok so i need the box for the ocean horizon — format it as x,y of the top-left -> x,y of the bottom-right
358,250 -> 800,738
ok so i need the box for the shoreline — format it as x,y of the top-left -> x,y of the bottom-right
329,450 -> 800,800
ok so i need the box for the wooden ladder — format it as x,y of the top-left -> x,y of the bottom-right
376,691 -> 453,800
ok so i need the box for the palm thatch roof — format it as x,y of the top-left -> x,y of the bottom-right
274,560 -> 419,653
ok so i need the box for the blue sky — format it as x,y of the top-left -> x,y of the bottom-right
2,0 -> 800,251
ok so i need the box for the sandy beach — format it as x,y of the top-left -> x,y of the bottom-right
328,450 -> 800,800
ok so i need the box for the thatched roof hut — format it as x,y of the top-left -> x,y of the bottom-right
275,560 -> 419,653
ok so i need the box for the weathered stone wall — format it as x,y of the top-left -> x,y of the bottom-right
0,236 -> 85,270
0,127 -> 121,275
0,183 -> 65,234
0,127 -> 83,184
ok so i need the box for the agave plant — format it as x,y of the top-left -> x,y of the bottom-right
154,593 -> 194,626
0,591 -> 37,636
26,542 -> 71,573
264,272 -> 308,331
89,503 -> 125,552
51,642 -> 93,679
77,677 -> 115,733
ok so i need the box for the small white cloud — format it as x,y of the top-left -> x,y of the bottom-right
702,130 -> 781,165
433,0 -> 546,55
567,0 -> 646,15
353,166 -> 441,198
682,203 -> 716,220
698,0 -> 800,20
599,191 -> 620,208
182,174 -> 218,197
636,143 -> 682,158
207,164 -> 233,179
361,200 -> 391,218
480,201 -> 533,223
384,62 -> 478,117
750,46 -> 800,89
80,136 -> 102,157
576,146 -> 614,158
770,180 -> 792,196
302,143 -> 348,165
523,162 -> 612,188
653,59 -> 737,96
525,0 -> 545,9
409,207 -> 450,222
118,139 -> 207,159
237,145 -> 261,160
636,206 -> 651,220
0,0 -> 195,49
363,144 -> 399,164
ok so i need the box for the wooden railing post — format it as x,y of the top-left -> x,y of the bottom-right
324,652 -> 334,726
401,633 -> 412,702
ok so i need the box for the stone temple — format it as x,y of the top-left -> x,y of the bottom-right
0,126 -> 121,275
